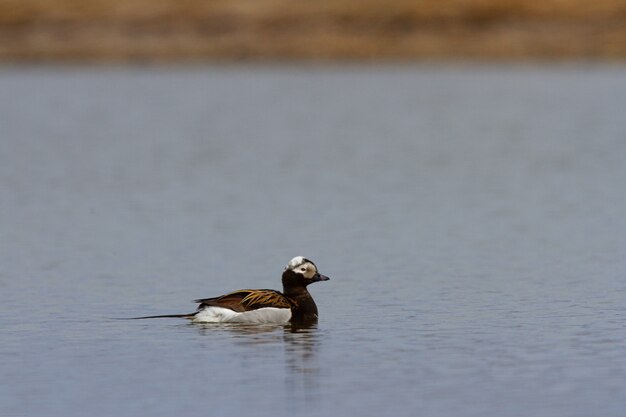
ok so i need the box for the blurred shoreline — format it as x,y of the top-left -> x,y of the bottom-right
1,0 -> 626,62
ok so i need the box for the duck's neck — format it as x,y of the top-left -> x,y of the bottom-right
283,285 -> 319,323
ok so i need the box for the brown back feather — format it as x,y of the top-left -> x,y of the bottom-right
194,289 -> 292,312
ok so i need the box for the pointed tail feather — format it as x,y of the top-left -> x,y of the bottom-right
116,312 -> 197,320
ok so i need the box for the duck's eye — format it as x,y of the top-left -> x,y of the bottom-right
300,267 -> 307,272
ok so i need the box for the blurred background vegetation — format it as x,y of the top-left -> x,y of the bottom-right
1,0 -> 625,62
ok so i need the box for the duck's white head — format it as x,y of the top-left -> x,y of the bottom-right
284,256 -> 329,282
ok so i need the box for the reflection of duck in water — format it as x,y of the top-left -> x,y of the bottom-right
132,256 -> 329,325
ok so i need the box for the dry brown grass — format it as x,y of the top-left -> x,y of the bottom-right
1,0 -> 626,61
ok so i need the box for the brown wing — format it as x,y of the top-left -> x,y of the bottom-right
194,289 -> 292,312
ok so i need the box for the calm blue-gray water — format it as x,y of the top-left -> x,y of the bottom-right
1,65 -> 626,417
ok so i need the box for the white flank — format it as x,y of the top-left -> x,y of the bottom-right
192,306 -> 292,324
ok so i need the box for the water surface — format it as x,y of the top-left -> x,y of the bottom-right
1,65 -> 626,417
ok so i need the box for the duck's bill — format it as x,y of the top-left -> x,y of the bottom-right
313,274 -> 330,282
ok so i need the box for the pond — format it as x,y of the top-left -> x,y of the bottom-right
1,64 -> 626,417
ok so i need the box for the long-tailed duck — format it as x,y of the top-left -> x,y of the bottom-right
132,256 -> 329,324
